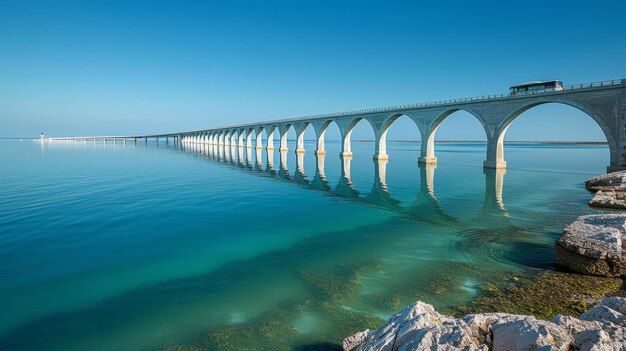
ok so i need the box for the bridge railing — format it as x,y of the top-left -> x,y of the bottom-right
130,78 -> 624,132
302,79 -> 622,120
48,78 -> 623,138
563,79 -> 622,90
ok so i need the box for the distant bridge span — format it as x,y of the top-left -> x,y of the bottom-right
50,79 -> 626,172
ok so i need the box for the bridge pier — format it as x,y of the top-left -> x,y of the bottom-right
418,128 -> 437,165
373,129 -> 389,160
311,120 -> 329,156
279,125 -> 289,153
339,129 -> 353,158
245,129 -> 253,149
266,127 -> 276,152
238,130 -> 245,148
254,127 -> 264,150
294,123 -> 307,154
482,134 -> 507,169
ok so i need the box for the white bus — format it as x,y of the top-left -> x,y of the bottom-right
509,80 -> 563,95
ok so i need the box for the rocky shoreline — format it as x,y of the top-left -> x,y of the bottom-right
343,171 -> 626,350
586,171 -> 626,209
343,297 -> 626,351
555,214 -> 626,277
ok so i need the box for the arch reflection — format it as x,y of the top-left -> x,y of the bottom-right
365,159 -> 400,208
334,155 -> 359,198
311,153 -> 330,191
177,142 -> 511,228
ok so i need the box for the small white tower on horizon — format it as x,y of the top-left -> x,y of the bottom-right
40,132 -> 45,142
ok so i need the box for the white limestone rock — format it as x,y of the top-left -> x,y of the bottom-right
551,315 -> 603,334
555,214 -> 626,277
586,171 -> 626,192
598,297 -> 626,315
491,319 -> 572,351
462,313 -> 534,345
585,171 -> 626,209
343,330 -> 369,351
347,301 -> 463,351
589,190 -> 626,209
586,171 -> 626,209
344,298 -> 626,351
571,329 -> 615,351
394,322 -> 481,351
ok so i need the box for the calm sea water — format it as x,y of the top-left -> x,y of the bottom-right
0,139 -> 610,350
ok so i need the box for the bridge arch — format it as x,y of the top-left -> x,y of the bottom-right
375,113 -> 423,160
310,119 -> 336,156
420,108 -> 489,165
292,121 -> 311,154
493,100 -> 617,170
277,123 -> 294,152
335,117 -> 376,158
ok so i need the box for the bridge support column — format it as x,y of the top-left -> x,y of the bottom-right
279,126 -> 289,153
311,120 -> 329,156
245,129 -> 253,149
228,131 -> 233,149
226,131 -> 233,149
315,131 -> 326,156
255,133 -> 263,150
238,130 -> 245,148
483,136 -> 506,169
373,130 -> 389,160
339,128 -> 352,158
295,125 -> 306,154
266,127 -> 275,151
418,128 -> 437,165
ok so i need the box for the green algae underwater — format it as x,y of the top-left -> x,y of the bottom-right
1,140 -> 624,350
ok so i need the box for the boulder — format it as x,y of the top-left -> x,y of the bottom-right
344,298 -> 626,351
462,313 -> 534,345
571,329 -> 615,351
345,301 -> 464,351
343,331 -> 369,351
555,214 -> 626,277
585,171 -> 626,209
585,171 -> 626,192
589,190 -> 626,209
490,319 -> 572,350
551,315 -> 603,334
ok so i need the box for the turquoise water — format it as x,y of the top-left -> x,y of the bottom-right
0,139 -> 610,350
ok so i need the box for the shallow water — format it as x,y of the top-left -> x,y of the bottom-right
0,139 -> 610,350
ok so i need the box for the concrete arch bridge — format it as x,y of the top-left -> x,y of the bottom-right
50,79 -> 626,172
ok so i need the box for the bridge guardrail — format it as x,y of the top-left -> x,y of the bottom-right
49,79 -> 622,138
305,79 -> 622,120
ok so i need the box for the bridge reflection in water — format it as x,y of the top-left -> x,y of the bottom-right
179,140 -> 511,231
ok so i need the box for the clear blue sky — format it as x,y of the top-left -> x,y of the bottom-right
1,0 -> 625,140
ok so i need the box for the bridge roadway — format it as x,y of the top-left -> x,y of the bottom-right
49,79 -> 626,172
